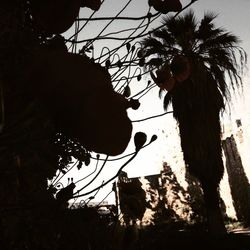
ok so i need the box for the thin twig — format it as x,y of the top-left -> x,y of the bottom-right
77,13 -> 159,22
74,156 -> 108,194
132,111 -> 173,123
73,152 -> 138,198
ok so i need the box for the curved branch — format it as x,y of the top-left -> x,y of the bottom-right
50,160 -> 79,187
72,135 -> 159,198
132,111 -> 173,123
73,152 -> 138,198
74,156 -> 108,194
74,156 -> 100,185
84,0 -> 134,49
77,12 -> 158,22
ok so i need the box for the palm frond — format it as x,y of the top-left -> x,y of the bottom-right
209,64 -> 228,100
162,10 -> 196,39
163,92 -> 172,111
176,10 -> 197,32
195,11 -> 218,40
153,28 -> 175,47
203,45 -> 246,94
146,57 -> 163,68
141,37 -> 166,61
201,11 -> 218,25
141,37 -> 164,50
199,32 -> 240,53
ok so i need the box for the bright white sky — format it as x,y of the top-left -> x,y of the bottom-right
61,0 -> 250,205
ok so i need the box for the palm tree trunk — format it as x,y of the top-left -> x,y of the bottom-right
200,180 -> 226,235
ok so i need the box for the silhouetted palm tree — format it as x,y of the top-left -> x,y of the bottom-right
140,10 -> 246,234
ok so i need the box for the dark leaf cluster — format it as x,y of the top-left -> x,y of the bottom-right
54,133 -> 91,171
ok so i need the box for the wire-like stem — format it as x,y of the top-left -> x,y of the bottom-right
74,156 -> 108,194
136,84 -> 157,100
90,138 -> 157,162
77,12 -> 159,22
132,111 -> 173,123
50,160 -> 79,187
74,156 -> 100,185
67,0 -> 105,42
72,135 -> 158,199
73,152 -> 138,198
84,0 -> 133,50
96,189 -> 113,207
85,181 -> 104,205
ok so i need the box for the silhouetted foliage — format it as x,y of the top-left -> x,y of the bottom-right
147,163 -> 187,226
118,173 -> 147,225
2,0 -> 248,249
185,171 -> 206,224
0,0 -> 135,248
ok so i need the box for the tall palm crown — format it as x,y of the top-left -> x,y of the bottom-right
141,10 -> 247,187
